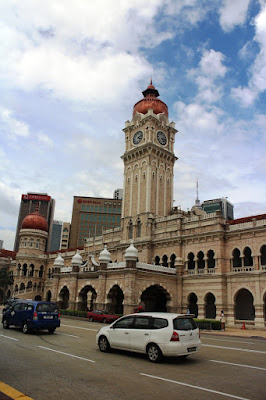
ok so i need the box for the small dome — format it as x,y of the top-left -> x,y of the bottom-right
54,253 -> 64,267
21,211 -> 48,232
133,81 -> 168,118
99,245 -> 111,263
125,240 -> 138,261
71,250 -> 83,266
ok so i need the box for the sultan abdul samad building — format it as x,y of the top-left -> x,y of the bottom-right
5,82 -> 266,328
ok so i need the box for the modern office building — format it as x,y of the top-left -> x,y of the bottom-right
50,221 -> 63,252
13,193 -> 55,252
69,196 -> 122,248
202,198 -> 234,221
60,222 -> 71,250
113,189 -> 123,200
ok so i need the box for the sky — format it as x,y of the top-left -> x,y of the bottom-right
0,0 -> 266,250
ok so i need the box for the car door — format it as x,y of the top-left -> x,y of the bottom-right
129,316 -> 152,352
8,302 -> 24,326
109,316 -> 134,349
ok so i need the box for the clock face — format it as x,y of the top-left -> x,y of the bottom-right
133,130 -> 143,145
157,131 -> 167,145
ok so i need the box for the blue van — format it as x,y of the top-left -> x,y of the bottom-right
2,300 -> 60,334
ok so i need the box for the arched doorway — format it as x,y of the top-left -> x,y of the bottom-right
58,286 -> 70,310
34,295 -> 42,301
188,293 -> 198,317
78,285 -> 97,311
107,285 -> 124,314
46,290 -> 52,302
205,293 -> 216,319
235,289 -> 255,320
141,285 -> 170,312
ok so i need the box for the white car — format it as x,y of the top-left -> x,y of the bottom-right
96,312 -> 202,363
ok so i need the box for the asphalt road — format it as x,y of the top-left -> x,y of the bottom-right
0,317 -> 265,400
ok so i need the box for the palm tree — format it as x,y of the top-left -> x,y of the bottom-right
0,268 -> 14,295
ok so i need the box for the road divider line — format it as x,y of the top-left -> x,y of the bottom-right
57,333 -> 80,338
203,344 -> 266,354
0,381 -> 34,400
0,334 -> 18,341
38,346 -> 95,363
140,373 -> 250,400
202,337 -> 257,345
61,323 -> 98,332
210,359 -> 266,371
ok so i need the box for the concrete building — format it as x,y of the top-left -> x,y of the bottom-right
13,193 -> 55,252
60,222 -> 71,250
202,198 -> 234,221
50,221 -> 63,252
69,196 -> 122,248
6,81 -> 266,329
113,189 -> 123,200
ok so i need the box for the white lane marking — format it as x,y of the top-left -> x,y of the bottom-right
210,359 -> 266,371
56,332 -> 80,338
0,334 -> 18,341
203,344 -> 266,354
61,323 -> 98,332
203,337 -> 257,345
38,346 -> 95,363
140,373 -> 250,400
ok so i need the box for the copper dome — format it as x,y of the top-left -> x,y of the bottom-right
21,211 -> 48,232
133,81 -> 168,117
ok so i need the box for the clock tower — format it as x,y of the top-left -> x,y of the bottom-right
121,81 -> 178,241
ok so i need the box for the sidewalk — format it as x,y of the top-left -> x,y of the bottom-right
201,326 -> 266,339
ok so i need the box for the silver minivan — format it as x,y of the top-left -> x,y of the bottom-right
96,312 -> 201,362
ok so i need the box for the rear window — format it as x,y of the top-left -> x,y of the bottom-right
36,303 -> 58,313
173,317 -> 197,330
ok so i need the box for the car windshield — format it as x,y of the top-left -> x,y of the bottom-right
36,303 -> 58,313
173,317 -> 197,330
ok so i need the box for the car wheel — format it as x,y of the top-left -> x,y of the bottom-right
3,319 -> 9,329
48,328 -> 56,334
98,335 -> 110,352
22,322 -> 29,334
89,317 -> 93,322
103,318 -> 107,323
147,343 -> 163,363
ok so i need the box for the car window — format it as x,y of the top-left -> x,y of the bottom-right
36,303 -> 57,312
152,318 -> 168,329
13,303 -> 22,311
27,304 -> 34,311
20,303 -> 28,311
113,316 -> 134,329
133,317 -> 151,329
173,317 -> 197,330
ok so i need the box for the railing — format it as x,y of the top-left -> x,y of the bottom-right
187,268 -> 216,275
232,266 -> 255,272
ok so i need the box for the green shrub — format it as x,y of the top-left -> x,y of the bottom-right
195,318 -> 221,330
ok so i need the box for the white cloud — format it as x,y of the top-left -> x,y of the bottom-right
219,0 -> 251,32
37,133 -> 54,148
231,4 -> 266,106
0,109 -> 30,138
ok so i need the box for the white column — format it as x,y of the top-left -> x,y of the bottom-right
164,168 -> 167,216
121,172 -> 126,219
137,167 -> 141,215
129,170 -> 133,216
156,168 -> 159,215
146,164 -> 151,213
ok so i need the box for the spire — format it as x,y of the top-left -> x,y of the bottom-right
195,179 -> 201,208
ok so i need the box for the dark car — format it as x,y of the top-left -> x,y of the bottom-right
87,310 -> 119,323
2,300 -> 60,334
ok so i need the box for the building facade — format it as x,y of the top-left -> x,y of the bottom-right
13,193 -> 55,252
69,196 -> 122,248
6,81 -> 266,329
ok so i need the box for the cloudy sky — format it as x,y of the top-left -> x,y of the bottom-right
1,0 -> 266,250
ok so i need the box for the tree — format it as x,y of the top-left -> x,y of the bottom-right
0,268 -> 14,290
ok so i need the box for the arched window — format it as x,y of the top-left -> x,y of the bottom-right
198,251 -> 205,269
207,250 -> 215,268
155,256 -> 160,266
36,239 -> 40,248
244,247 -> 253,267
20,282 -> 25,291
30,238 -> 34,247
22,264 -> 27,277
170,254 -> 176,268
48,268 -> 51,278
261,245 -> 266,266
233,248 -> 241,268
39,265 -> 44,278
162,255 -> 168,267
188,253 -> 195,269
29,264 -> 34,277
136,219 -> 141,238
128,221 -> 133,239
